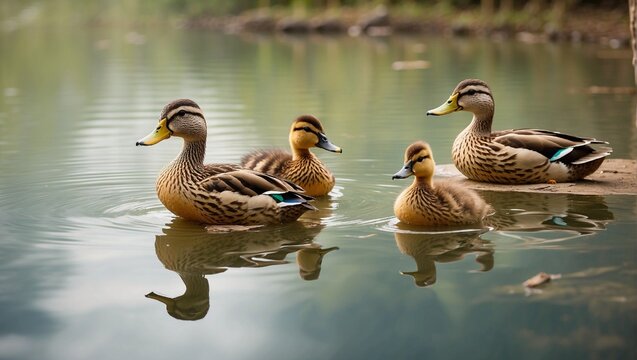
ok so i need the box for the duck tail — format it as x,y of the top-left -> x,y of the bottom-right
571,145 -> 613,165
550,141 -> 613,164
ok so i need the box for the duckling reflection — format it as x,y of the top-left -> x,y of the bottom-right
481,191 -> 613,234
147,218 -> 329,320
296,245 -> 339,281
394,230 -> 493,287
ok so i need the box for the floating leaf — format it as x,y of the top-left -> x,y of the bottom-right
523,272 -> 561,288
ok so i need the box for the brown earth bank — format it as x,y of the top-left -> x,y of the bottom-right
437,159 -> 637,195
182,5 -> 631,48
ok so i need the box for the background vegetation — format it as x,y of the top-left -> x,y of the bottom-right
1,0 -> 629,25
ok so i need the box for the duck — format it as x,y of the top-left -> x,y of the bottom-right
136,99 -> 315,225
240,115 -> 342,197
426,79 -> 612,184
392,141 -> 492,226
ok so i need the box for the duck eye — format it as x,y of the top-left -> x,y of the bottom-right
467,89 -> 476,96
303,126 -> 311,132
178,110 -> 186,117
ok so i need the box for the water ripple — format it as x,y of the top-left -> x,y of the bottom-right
314,178 -> 400,228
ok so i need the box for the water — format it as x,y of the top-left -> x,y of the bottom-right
0,24 -> 636,360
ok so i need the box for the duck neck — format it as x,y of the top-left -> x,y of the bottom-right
175,139 -> 206,176
180,273 -> 210,298
468,110 -> 494,137
414,176 -> 434,189
292,147 -> 312,161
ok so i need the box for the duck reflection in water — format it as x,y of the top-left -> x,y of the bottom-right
296,245 -> 339,281
480,191 -> 614,234
146,218 -> 336,320
394,229 -> 494,287
295,197 -> 340,281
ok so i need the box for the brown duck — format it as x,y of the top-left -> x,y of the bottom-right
241,115 -> 342,197
392,141 -> 492,226
427,79 -> 612,184
136,99 -> 315,225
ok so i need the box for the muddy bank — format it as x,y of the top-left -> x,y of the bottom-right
183,6 -> 631,48
437,159 -> 637,196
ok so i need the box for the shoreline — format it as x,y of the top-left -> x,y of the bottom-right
437,159 -> 637,196
181,5 -> 631,48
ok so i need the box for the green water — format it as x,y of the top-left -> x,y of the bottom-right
0,24 -> 636,360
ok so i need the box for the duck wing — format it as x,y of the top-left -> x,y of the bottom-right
200,169 -> 305,196
492,128 -> 612,164
202,163 -> 243,177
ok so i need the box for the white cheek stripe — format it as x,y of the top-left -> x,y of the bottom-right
461,85 -> 491,97
166,106 -> 203,120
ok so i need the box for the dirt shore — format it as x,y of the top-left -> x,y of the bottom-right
437,159 -> 637,196
186,6 -> 631,48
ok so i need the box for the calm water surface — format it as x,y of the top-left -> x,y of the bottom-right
0,25 -> 636,360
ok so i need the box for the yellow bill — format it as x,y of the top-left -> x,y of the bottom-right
426,93 -> 460,116
136,118 -> 172,146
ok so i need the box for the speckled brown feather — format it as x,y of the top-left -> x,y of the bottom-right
242,149 -> 336,197
394,179 -> 492,226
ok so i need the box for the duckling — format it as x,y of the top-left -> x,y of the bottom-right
392,141 -> 492,226
240,115 -> 342,197
427,79 -> 612,184
136,99 -> 315,225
